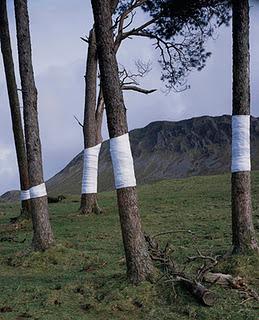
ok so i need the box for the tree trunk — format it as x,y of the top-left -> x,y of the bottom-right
14,0 -> 54,250
91,0 -> 153,284
231,0 -> 258,253
0,0 -> 31,219
80,29 -> 102,215
95,89 -> 105,145
80,0 -> 118,214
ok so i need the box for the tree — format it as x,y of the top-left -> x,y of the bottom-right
91,0 -> 153,284
231,0 -> 258,254
79,28 -> 101,215
81,0 -> 231,215
0,0 -> 31,220
80,0 -> 229,215
14,0 -> 54,250
79,1 -> 156,215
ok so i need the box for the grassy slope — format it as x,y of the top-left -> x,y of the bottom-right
0,172 -> 258,320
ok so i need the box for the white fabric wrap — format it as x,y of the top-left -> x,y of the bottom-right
110,133 -> 136,189
81,143 -> 101,194
231,115 -> 251,172
20,190 -> 30,201
30,183 -> 47,199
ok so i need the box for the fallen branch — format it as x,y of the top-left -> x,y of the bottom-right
145,234 -> 216,306
176,276 -> 216,306
204,272 -> 259,302
145,233 -> 259,306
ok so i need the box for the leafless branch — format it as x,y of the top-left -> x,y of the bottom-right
80,36 -> 89,44
73,115 -> 83,128
119,60 -> 153,87
122,85 -> 156,94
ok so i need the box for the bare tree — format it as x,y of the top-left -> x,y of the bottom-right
14,0 -> 54,250
91,0 -> 153,284
0,0 -> 30,220
231,0 -> 258,254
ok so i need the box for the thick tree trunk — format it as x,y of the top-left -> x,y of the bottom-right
232,0 -> 258,253
91,0 -> 153,284
80,29 -> 102,215
80,193 -> 102,215
0,0 -> 31,219
14,0 -> 54,250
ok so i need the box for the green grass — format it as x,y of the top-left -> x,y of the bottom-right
0,172 -> 259,320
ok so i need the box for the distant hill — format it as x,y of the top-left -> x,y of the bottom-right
46,115 -> 259,195
2,115 -> 259,200
0,190 -> 20,202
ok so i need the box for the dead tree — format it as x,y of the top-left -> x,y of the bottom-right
91,0 -> 153,284
231,0 -> 258,253
14,0 -> 54,250
0,0 -> 31,219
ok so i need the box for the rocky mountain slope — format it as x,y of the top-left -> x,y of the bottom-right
44,115 -> 259,195
1,115 -> 259,200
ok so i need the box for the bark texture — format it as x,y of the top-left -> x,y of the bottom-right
83,29 -> 98,150
232,0 -> 258,253
91,0 -> 153,283
80,0 -> 118,214
0,0 -> 30,219
14,0 -> 54,250
80,29 -> 102,215
95,89 -> 105,145
80,193 -> 102,215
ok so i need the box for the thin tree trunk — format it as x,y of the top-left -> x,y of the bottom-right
80,29 -> 102,215
231,0 -> 258,253
91,0 -> 153,284
80,0 -> 118,214
0,0 -> 30,219
14,0 -> 54,250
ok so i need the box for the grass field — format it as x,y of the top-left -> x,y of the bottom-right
0,172 -> 259,320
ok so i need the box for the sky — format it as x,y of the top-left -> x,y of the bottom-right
0,0 -> 259,195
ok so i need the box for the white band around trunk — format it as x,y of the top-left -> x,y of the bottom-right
110,133 -> 136,189
30,183 -> 47,199
231,115 -> 251,172
81,143 -> 102,194
20,190 -> 30,201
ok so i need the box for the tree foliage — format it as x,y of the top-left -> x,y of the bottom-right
115,0 -> 231,91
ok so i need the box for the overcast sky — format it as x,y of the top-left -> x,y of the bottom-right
0,1 -> 259,195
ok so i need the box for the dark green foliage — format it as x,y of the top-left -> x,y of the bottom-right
116,0 -> 231,91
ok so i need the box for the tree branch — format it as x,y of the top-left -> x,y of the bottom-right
122,85 -> 156,94
74,115 -> 83,128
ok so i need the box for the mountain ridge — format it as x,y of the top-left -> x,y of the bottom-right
1,115 -> 259,200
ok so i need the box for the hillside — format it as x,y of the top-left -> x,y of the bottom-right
0,173 -> 258,319
1,115 -> 259,200
46,115 -> 259,195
